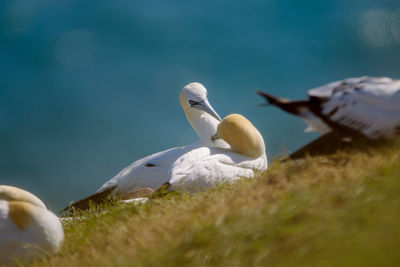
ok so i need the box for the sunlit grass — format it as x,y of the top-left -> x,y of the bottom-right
28,141 -> 400,267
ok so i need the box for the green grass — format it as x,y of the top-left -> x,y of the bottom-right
29,141 -> 400,267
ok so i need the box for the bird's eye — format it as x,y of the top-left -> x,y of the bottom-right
189,100 -> 199,106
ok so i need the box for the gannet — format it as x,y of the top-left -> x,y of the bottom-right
0,185 -> 64,264
65,83 -> 267,211
96,82 -> 229,195
168,113 -> 267,191
258,76 -> 400,140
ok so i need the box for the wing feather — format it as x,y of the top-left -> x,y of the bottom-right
168,146 -> 267,191
97,141 -> 203,194
316,77 -> 400,139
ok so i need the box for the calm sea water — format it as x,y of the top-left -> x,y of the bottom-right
1,0 -> 400,210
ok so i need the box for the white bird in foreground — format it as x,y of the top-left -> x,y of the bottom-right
66,83 -> 267,211
168,113 -> 267,191
0,185 -> 64,264
258,76 -> 400,140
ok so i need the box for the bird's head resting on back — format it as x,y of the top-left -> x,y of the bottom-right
217,114 -> 265,158
180,82 -> 229,148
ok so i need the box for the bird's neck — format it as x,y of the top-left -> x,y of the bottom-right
184,108 -> 229,148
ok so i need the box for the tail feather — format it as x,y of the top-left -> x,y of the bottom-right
257,90 -> 310,116
60,185 -> 117,214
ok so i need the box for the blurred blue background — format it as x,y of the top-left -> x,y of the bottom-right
1,0 -> 400,210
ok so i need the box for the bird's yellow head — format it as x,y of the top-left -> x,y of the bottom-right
217,114 -> 265,158
0,185 -> 46,209
0,185 -> 47,231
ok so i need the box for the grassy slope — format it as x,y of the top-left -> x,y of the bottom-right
30,141 -> 400,267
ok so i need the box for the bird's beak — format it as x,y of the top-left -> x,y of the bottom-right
191,99 -> 222,121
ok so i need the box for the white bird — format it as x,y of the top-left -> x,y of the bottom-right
0,185 -> 64,265
258,76 -> 400,140
65,83 -> 267,211
169,113 -> 267,191
96,82 -> 230,194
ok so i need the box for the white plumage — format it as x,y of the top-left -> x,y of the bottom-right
169,144 -> 267,191
258,76 -> 400,139
0,185 -> 64,265
311,76 -> 400,139
97,82 -> 267,196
